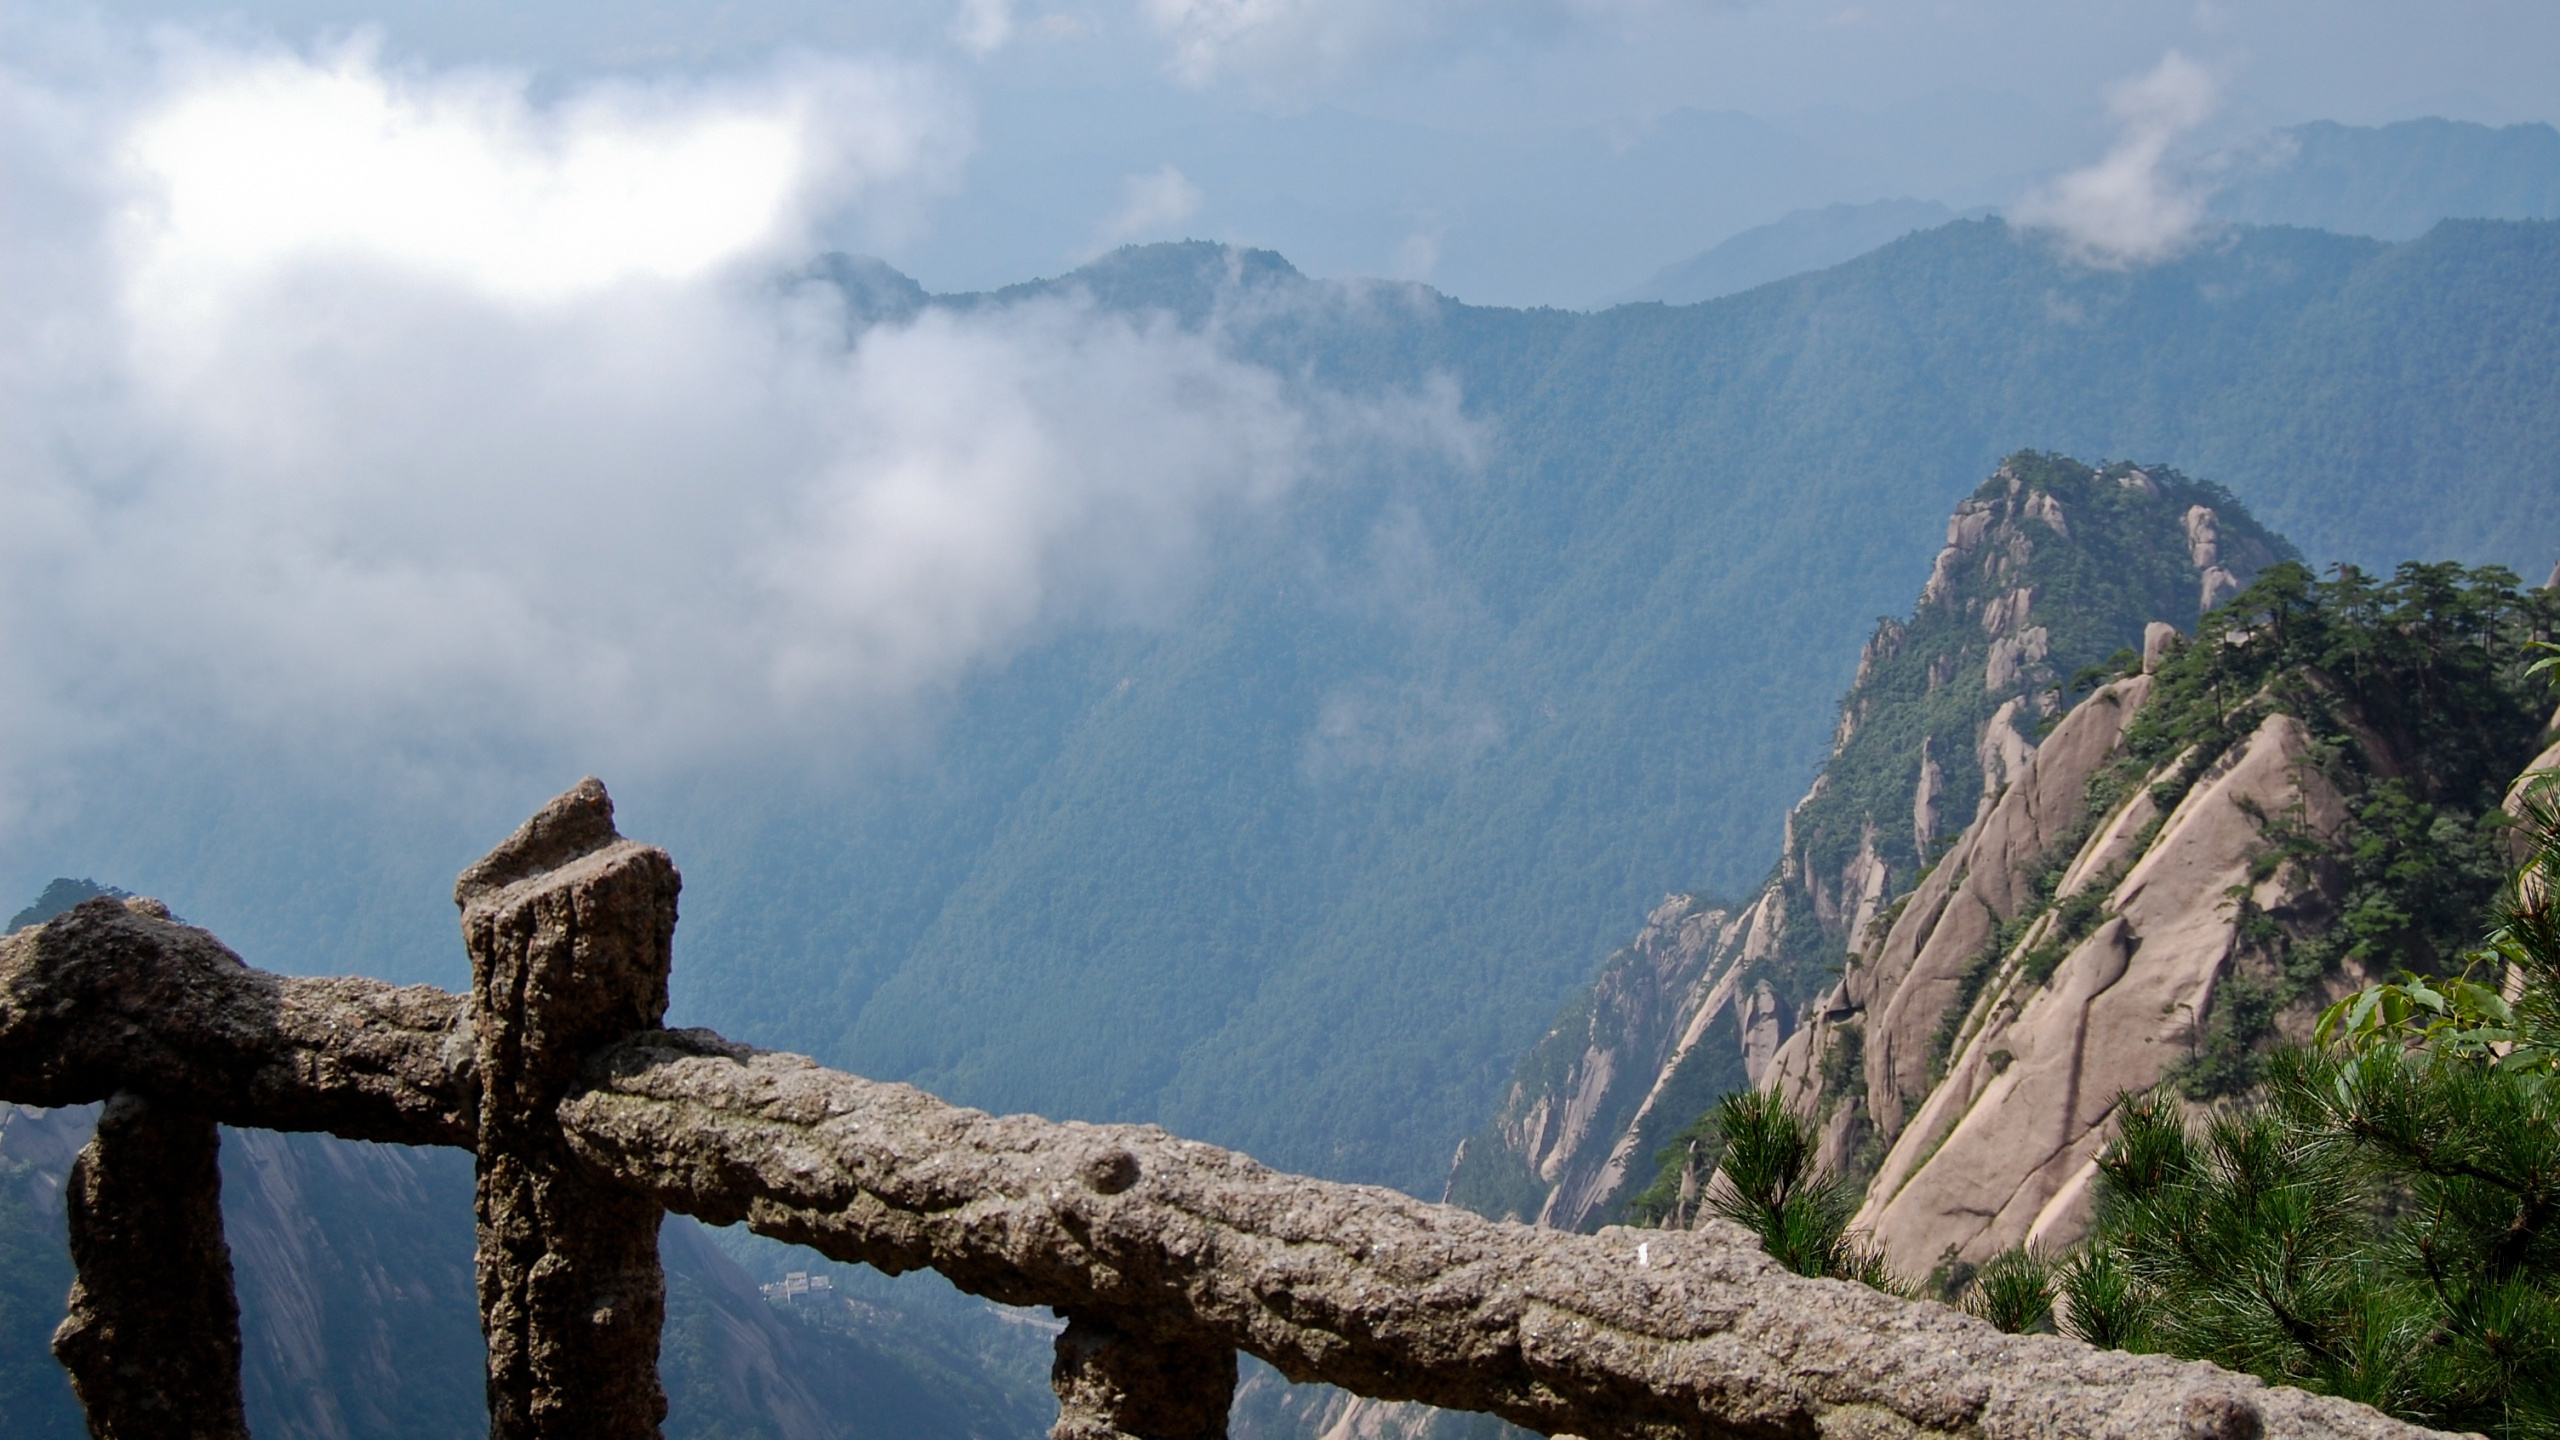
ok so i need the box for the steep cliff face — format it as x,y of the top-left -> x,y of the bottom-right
1763,694 -> 2369,1270
0,1104 -> 87,1437
1763,559 -> 2558,1277
219,1129 -> 487,1440
1450,453 -> 2290,1230
1442,895 -> 1771,1227
1762,673 -> 2164,1193
1861,710 -> 2363,1263
1229,1367 -> 1516,1440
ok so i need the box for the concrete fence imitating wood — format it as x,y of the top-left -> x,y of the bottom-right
0,781 -> 2461,1440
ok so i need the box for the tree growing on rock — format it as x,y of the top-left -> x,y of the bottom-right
1670,1088 -> 1906,1292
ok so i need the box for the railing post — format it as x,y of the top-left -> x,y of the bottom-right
51,1088 -> 251,1440
458,779 -> 680,1440
1051,1314 -> 1235,1440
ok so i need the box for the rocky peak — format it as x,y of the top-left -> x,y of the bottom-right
1452,451 -> 2294,1233
1764,560 -> 2560,1277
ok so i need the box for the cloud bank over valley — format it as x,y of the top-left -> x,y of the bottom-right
0,31 -> 1469,836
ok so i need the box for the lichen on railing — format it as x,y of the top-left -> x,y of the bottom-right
0,781 -> 2462,1440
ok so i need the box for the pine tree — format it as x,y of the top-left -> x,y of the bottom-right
1689,1089 -> 1904,1292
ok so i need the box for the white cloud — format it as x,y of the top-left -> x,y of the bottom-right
953,0 -> 1019,55
113,35 -> 970,311
1095,164 -> 1204,248
1393,231 -> 1440,281
2013,50 -> 2220,267
0,29 -> 1441,823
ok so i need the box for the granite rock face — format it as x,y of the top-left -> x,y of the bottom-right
1766,662 -> 2552,1276
1455,456 -> 2283,1237
1445,894 -> 1759,1230
1848,710 -> 2355,1266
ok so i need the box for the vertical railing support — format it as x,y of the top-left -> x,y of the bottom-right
52,1087 -> 251,1440
1051,1314 -> 1235,1440
458,778 -> 681,1440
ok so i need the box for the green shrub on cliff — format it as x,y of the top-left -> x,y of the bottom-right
1666,1089 -> 1904,1292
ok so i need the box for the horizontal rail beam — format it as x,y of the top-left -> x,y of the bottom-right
0,789 -> 2464,1440
0,897 -> 473,1147
561,1029 -> 2449,1440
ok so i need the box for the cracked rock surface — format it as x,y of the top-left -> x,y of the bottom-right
461,778 -> 678,1440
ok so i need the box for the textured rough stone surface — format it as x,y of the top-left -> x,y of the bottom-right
1780,675 -> 2153,1156
1053,1313 -> 1237,1440
461,778 -> 678,1440
562,1029 -> 2457,1440
0,895 -> 474,1146
1851,711 -> 2358,1267
52,1088 -> 252,1440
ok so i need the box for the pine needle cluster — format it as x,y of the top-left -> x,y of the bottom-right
1697,1089 -> 1904,1292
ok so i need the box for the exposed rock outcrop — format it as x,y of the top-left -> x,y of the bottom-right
1762,559 -> 2558,1278
1445,895 -> 1759,1229
1846,709 -> 2356,1267
1453,454 -> 2289,1233
1767,674 -> 2158,1175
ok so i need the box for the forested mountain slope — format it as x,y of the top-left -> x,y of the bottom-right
701,219 -> 2560,1196
27,219 -> 2560,1210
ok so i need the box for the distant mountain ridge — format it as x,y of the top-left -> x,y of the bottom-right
1611,117 -> 2560,308
734,219 -> 2560,1201
1605,198 -> 1972,306
2210,118 -> 2560,241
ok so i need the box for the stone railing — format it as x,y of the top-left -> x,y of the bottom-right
0,781 -> 2458,1440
